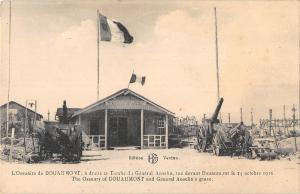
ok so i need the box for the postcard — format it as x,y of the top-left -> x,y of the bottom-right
0,0 -> 299,193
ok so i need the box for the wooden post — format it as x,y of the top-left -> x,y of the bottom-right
165,114 -> 169,149
250,109 -> 254,128
283,105 -> 288,135
104,109 -> 108,149
240,108 -> 243,123
269,109 -> 278,149
269,109 -> 272,136
47,110 -> 50,121
6,102 -> 9,137
9,128 -> 14,163
24,101 -> 28,154
0,107 -> 2,144
228,113 -> 231,124
140,109 -> 144,149
292,104 -> 298,152
32,100 -> 37,153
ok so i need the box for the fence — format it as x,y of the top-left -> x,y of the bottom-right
87,135 -> 105,149
143,134 -> 166,148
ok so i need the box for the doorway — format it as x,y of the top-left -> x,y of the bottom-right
108,117 -> 128,147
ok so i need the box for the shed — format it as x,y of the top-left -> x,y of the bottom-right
72,88 -> 174,149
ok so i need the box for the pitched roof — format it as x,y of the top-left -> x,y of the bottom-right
0,101 -> 43,118
55,108 -> 81,117
73,88 -> 174,116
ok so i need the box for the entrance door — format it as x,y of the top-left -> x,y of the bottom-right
108,117 -> 118,146
118,117 -> 128,146
90,119 -> 99,135
108,117 -> 128,147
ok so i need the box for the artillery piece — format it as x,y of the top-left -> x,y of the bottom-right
196,98 -> 253,156
39,123 -> 83,162
212,122 -> 252,156
196,98 -> 224,152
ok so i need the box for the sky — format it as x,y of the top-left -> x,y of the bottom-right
0,0 -> 299,124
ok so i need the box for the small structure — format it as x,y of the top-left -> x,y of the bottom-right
72,88 -> 174,149
55,107 -> 81,124
0,101 -> 43,137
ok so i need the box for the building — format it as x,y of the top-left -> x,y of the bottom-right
55,107 -> 81,123
0,101 -> 43,137
72,88 -> 174,149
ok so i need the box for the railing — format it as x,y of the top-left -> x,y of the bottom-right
144,135 -> 166,148
87,135 -> 105,149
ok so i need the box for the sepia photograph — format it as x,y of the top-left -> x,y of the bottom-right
0,0 -> 299,193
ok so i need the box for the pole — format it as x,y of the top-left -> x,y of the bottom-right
299,29 -> 300,139
292,104 -> 298,152
9,128 -> 14,163
250,108 -> 254,129
228,113 -> 231,124
214,7 -> 220,102
6,0 -> 12,137
97,10 -> 100,100
283,105 -> 287,135
127,70 -> 134,89
240,108 -> 243,123
34,100 -> 37,126
0,106 -> 1,143
32,100 -> 37,152
214,7 -> 221,123
47,110 -> 50,121
269,109 -> 278,149
269,109 -> 272,136
24,100 -> 28,154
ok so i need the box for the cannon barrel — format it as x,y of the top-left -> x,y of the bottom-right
210,97 -> 224,121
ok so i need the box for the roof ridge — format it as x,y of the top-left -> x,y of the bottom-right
0,101 -> 43,118
72,88 -> 174,116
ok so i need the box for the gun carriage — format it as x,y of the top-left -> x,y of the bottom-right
196,98 -> 252,156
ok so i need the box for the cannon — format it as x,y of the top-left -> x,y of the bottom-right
196,98 -> 224,152
39,123 -> 83,162
196,98 -> 253,156
212,122 -> 252,156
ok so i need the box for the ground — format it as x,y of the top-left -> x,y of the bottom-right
0,147 -> 299,194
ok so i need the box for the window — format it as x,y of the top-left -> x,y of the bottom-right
157,119 -> 165,134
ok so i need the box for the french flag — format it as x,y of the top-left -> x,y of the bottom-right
129,73 -> 146,86
99,13 -> 134,44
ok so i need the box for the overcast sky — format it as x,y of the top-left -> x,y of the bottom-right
0,0 -> 299,123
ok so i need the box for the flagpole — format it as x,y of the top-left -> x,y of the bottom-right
214,7 -> 220,102
97,9 -> 100,100
214,7 -> 221,122
6,0 -> 12,137
127,69 -> 134,89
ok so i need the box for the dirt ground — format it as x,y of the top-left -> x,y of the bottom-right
0,147 -> 299,194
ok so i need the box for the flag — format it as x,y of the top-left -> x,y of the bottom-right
99,13 -> 133,44
129,73 -> 146,86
